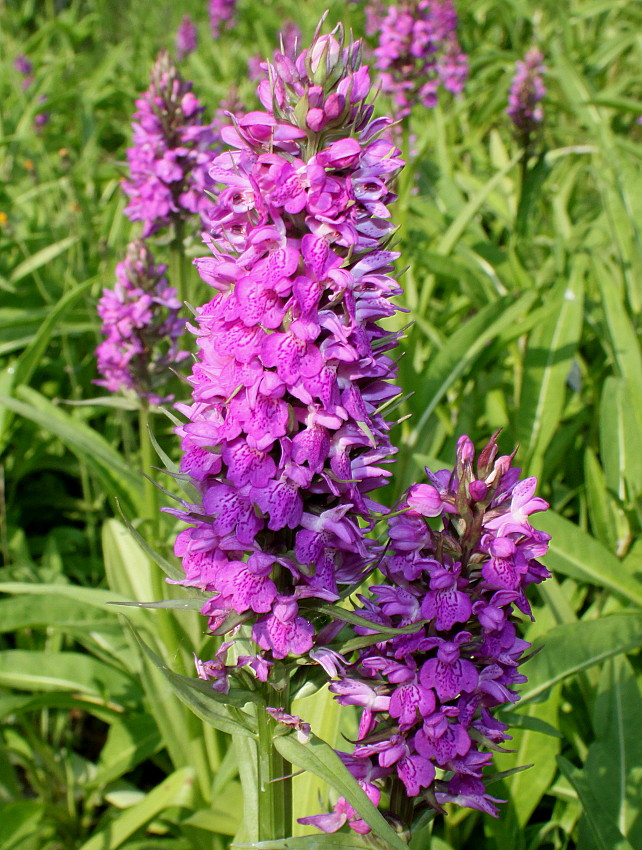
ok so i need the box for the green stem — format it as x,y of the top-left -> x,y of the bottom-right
137,402 -> 217,797
256,678 -> 292,841
170,218 -> 188,306
138,401 -> 160,542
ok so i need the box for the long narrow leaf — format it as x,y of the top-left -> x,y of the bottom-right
515,614 -> 642,705
274,733 -> 408,850
127,620 -> 257,736
536,511 -> 642,606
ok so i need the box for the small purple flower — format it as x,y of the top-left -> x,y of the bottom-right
34,96 -> 49,131
14,54 -> 33,89
195,641 -> 236,693
266,707 -> 311,741
14,54 -> 32,76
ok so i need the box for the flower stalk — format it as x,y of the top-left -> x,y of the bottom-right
257,680 -> 292,840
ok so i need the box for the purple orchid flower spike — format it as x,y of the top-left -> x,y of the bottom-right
507,48 -> 547,146
95,240 -> 189,402
169,22 -> 406,684
310,434 -> 550,834
122,51 -> 220,237
372,0 -> 468,119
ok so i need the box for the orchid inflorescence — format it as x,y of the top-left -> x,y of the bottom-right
95,240 -> 189,403
507,48 -> 547,146
371,0 -> 468,118
122,50 -> 220,238
169,19 -> 405,668
302,432 -> 550,832
96,51 -> 220,404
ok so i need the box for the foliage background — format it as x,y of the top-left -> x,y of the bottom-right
1,0 -> 641,848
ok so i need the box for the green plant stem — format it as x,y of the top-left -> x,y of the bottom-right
170,218 -> 188,306
256,679 -> 292,841
137,403 -> 218,799
138,401 -> 160,542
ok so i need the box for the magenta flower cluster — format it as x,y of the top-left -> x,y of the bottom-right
122,51 -> 220,237
507,48 -> 546,140
209,0 -> 238,38
169,26 -> 406,671
176,15 -> 198,62
372,0 -> 468,118
300,433 -> 551,833
95,241 -> 188,403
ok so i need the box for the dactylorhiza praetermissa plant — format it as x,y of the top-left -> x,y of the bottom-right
122,51 -> 220,238
95,240 -> 189,403
507,48 -> 546,148
167,23 -> 406,678
300,433 -> 551,834
372,0 -> 468,118
209,0 -> 238,38
176,15 -> 198,62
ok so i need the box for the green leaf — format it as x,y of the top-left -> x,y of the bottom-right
584,448 -> 618,551
317,604 -> 426,636
595,262 -> 642,437
273,733 -> 408,850
9,235 -> 79,284
0,593 -> 115,632
582,657 -> 642,846
77,767 -> 194,850
516,614 -> 642,705
232,730 -> 261,844
111,599 -> 204,611
557,756 -> 635,850
536,511 -> 642,606
407,292 -> 536,445
0,581 -> 145,618
0,801 -> 45,850
599,377 -> 642,501
0,388 -> 143,515
91,713 -> 163,789
0,650 -> 142,709
518,271 -> 585,469
127,621 -> 257,736
500,711 -> 562,738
